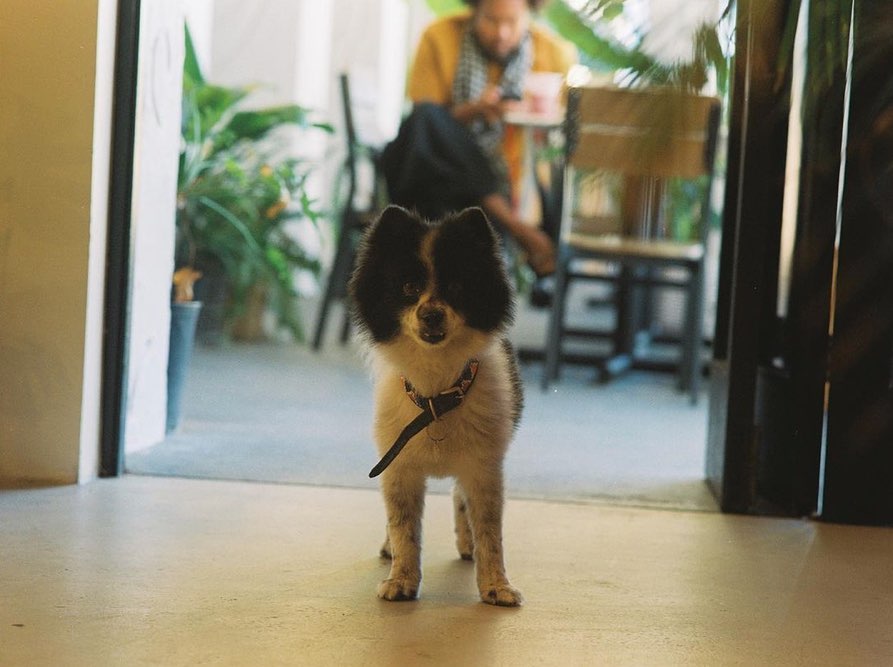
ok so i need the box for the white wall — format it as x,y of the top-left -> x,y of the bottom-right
123,0 -> 186,455
0,0 -> 117,484
209,0 -> 334,169
80,0 -> 119,481
207,0 -> 423,146
330,0 -> 411,144
212,0 -> 304,105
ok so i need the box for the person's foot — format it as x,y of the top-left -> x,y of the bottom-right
529,276 -> 554,308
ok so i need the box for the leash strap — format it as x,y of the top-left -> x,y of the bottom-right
368,360 -> 478,478
368,411 -> 433,478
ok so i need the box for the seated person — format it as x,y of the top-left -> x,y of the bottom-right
381,0 -> 576,277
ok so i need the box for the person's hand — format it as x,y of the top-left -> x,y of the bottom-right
452,85 -> 520,125
476,85 -> 504,124
499,97 -> 526,115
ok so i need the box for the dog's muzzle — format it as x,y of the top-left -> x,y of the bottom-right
417,303 -> 446,344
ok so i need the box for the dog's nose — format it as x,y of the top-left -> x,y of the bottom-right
418,304 -> 445,328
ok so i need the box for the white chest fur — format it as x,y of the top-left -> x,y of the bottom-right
370,342 -> 516,479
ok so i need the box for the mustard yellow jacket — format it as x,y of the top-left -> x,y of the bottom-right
407,11 -> 576,197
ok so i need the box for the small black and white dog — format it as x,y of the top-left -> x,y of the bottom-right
349,205 -> 524,606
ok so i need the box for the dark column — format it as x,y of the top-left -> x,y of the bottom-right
822,1 -> 893,525
706,0 -> 793,513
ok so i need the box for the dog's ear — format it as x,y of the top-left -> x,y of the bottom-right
349,205 -> 427,342
433,206 -> 513,332
450,207 -> 499,249
369,205 -> 424,243
351,204 -> 423,293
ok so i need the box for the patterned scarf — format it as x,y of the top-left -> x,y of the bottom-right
452,25 -> 532,179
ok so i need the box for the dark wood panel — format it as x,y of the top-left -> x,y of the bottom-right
705,0 -> 794,513
822,1 -> 893,525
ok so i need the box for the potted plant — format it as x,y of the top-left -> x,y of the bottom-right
176,25 -> 333,344
167,267 -> 203,433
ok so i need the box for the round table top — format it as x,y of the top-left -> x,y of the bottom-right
503,108 -> 565,128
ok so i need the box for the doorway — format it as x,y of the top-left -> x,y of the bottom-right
113,0 -> 726,513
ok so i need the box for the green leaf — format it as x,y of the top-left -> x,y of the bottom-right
602,3 -> 624,21
424,0 -> 465,15
184,23 -> 205,85
192,83 -> 250,139
543,1 -> 646,72
213,105 -> 308,152
212,106 -> 333,155
196,196 -> 267,262
701,25 -> 729,94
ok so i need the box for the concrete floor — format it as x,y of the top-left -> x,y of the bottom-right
128,291 -> 716,512
3,475 -> 893,665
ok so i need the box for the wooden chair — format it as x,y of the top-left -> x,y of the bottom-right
542,86 -> 720,403
312,73 -> 385,350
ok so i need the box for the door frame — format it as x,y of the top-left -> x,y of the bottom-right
100,0 -> 142,477
707,0 -> 850,518
706,0 -> 806,514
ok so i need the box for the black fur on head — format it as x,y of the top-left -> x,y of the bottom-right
348,205 -> 514,344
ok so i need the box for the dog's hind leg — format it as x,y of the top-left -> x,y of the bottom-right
380,533 -> 392,559
459,469 -> 524,607
452,483 -> 474,561
377,472 -> 426,601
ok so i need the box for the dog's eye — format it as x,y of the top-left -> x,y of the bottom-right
402,281 -> 422,299
446,282 -> 462,299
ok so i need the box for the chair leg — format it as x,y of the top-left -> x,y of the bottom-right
312,272 -> 338,351
676,288 -> 692,394
681,264 -> 705,404
599,264 -> 637,382
312,215 -> 355,351
339,306 -> 352,345
542,250 -> 571,390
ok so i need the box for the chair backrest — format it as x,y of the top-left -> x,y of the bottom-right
566,86 -> 718,179
564,85 -> 720,241
339,73 -> 359,201
338,72 -> 386,215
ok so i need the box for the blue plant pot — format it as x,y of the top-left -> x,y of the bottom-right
166,301 -> 203,434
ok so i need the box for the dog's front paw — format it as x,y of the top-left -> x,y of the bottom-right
481,583 -> 524,607
377,577 -> 420,602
